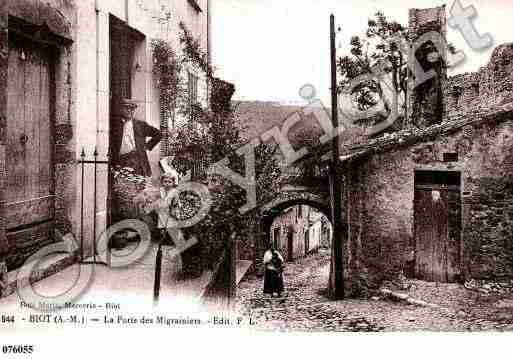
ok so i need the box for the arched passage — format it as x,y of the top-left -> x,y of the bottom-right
256,191 -> 332,265
261,198 -> 331,246
237,191 -> 335,303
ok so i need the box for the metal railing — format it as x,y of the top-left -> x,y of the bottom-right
78,147 -> 109,266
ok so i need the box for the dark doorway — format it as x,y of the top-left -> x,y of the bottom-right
305,230 -> 310,255
108,15 -> 144,225
109,15 -> 138,115
287,231 -> 293,262
414,170 -> 462,282
273,227 -> 280,249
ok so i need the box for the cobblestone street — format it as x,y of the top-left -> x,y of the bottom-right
236,249 -> 513,332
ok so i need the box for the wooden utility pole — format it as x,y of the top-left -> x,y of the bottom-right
227,231 -> 237,309
329,14 -> 345,300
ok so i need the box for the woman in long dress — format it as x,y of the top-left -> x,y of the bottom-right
263,244 -> 284,297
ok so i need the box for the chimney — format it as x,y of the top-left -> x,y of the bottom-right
407,5 -> 448,128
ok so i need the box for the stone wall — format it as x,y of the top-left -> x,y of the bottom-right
408,6 -> 447,41
407,8 -> 513,124
343,107 -> 513,294
235,206 -> 309,278
0,1 -> 8,280
343,5 -> 513,296
444,43 -> 513,116
237,190 -> 331,277
444,72 -> 479,116
0,0 -> 76,273
270,205 -> 310,262
308,218 -> 322,252
237,211 -> 259,263
407,6 -> 447,128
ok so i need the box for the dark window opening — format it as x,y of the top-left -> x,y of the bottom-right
443,152 -> 458,162
415,170 -> 461,187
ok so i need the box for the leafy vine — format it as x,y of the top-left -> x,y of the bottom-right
150,30 -> 281,276
179,21 -> 214,79
151,39 -> 185,127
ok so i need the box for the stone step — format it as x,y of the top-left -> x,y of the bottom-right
2,252 -> 77,298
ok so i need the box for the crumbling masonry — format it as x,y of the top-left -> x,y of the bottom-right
339,6 -> 513,296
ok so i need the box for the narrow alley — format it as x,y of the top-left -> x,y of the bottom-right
236,250 -> 513,331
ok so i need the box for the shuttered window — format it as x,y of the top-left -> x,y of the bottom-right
187,71 -> 199,121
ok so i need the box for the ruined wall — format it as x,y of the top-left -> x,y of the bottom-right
444,72 -> 479,116
445,43 -> 513,116
345,108 -> 513,293
407,6 -> 447,128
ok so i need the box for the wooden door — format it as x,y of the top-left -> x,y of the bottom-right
273,227 -> 280,249
305,230 -> 310,254
109,16 -> 138,224
109,15 -> 134,109
6,35 -> 55,270
414,183 -> 461,282
287,231 -> 293,262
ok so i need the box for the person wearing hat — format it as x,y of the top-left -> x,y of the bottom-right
111,98 -> 162,177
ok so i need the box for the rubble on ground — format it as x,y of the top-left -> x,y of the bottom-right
463,279 -> 513,295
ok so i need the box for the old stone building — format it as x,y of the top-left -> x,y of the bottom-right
307,209 -> 326,250
233,101 -> 332,276
270,205 -> 322,262
319,215 -> 332,249
338,7 -> 513,296
0,0 -> 213,297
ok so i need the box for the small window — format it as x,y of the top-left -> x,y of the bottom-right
443,152 -> 458,162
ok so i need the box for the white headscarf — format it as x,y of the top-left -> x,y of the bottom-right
159,157 -> 180,183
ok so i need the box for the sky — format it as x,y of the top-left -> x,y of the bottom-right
211,0 -> 513,104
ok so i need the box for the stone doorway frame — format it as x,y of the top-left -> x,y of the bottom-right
0,5 -> 76,297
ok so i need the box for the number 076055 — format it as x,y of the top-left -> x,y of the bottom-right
2,345 -> 34,354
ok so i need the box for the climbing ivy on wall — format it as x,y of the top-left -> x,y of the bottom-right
178,21 -> 214,79
151,39 -> 185,128
150,28 -> 282,277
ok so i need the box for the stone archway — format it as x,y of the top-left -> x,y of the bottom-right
259,191 -> 331,240
249,190 -> 332,275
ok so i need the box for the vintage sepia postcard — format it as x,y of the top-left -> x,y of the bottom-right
0,0 -> 512,356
